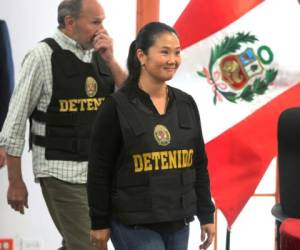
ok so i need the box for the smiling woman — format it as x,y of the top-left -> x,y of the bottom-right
87,22 -> 216,250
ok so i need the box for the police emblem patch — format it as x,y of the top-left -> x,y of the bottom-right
85,76 -> 98,97
154,124 -> 171,146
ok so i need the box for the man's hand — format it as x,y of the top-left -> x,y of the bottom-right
199,223 -> 215,250
90,228 -> 111,250
93,28 -> 127,88
0,147 -> 6,168
6,154 -> 28,214
7,179 -> 28,214
93,29 -> 114,64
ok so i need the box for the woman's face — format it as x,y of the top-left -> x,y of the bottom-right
138,32 -> 181,83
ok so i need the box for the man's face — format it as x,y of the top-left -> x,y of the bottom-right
72,0 -> 105,49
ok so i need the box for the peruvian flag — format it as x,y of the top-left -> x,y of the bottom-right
172,0 -> 300,227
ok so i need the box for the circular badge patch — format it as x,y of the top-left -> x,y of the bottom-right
154,124 -> 171,146
85,76 -> 98,97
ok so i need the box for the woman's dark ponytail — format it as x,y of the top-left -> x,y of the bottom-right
123,40 -> 141,86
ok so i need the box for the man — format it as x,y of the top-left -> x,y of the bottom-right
0,20 -> 14,168
0,0 -> 126,249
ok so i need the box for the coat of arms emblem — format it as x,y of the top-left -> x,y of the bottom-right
197,32 -> 278,104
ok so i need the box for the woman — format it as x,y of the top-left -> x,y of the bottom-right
87,22 -> 215,250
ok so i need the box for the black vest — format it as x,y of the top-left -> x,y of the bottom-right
111,87 -> 200,225
31,38 -> 114,161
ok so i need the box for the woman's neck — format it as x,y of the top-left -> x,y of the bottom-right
138,77 -> 167,98
138,76 -> 169,115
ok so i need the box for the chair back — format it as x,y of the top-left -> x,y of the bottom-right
278,107 -> 300,218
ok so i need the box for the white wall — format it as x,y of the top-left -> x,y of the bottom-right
0,1 -> 136,250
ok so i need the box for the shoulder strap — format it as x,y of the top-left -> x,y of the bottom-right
113,91 -> 146,136
92,52 -> 113,76
41,38 -> 62,51
172,88 -> 193,129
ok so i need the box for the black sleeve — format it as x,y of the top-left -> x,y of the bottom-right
189,96 -> 215,225
87,96 -> 122,229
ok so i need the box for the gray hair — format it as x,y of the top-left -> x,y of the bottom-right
57,0 -> 83,28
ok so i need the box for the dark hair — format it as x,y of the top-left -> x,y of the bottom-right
124,22 -> 179,86
57,0 -> 83,29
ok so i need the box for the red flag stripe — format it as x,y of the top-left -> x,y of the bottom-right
174,0 -> 263,49
206,83 -> 300,227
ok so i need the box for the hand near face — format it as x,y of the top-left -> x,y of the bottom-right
93,29 -> 114,63
90,228 -> 111,250
0,147 -> 6,168
199,223 -> 215,250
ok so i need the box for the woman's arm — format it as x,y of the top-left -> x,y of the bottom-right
189,97 -> 215,224
189,96 -> 216,249
87,97 -> 122,230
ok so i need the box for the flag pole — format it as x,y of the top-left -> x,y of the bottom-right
226,228 -> 231,250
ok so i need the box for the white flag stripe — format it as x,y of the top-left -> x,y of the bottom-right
169,0 -> 300,142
